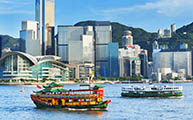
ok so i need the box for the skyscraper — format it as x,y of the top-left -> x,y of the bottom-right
164,28 -> 171,38
20,21 -> 41,56
171,24 -> 176,33
35,0 -> 55,55
57,26 -> 94,64
94,21 -> 112,77
122,31 -> 133,48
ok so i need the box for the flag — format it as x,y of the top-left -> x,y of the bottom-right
90,69 -> 94,76
36,84 -> 42,89
90,69 -> 94,81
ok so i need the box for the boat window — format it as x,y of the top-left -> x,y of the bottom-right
66,99 -> 72,103
48,100 -> 52,103
58,99 -> 62,105
86,99 -> 90,102
73,99 -> 78,102
82,99 -> 85,102
151,88 -> 158,90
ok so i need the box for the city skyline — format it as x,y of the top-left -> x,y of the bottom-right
1,0 -> 193,37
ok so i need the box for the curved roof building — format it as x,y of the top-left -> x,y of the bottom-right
0,51 -> 69,81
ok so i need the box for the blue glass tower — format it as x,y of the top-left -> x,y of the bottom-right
107,43 -> 119,78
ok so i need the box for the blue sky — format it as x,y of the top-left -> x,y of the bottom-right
0,0 -> 193,37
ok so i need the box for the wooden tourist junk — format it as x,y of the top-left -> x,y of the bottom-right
31,82 -> 111,110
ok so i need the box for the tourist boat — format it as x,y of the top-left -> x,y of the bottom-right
31,82 -> 111,110
121,84 -> 183,97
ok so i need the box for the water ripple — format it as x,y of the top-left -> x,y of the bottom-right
0,83 -> 192,120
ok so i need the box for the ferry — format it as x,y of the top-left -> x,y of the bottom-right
121,84 -> 183,98
31,82 -> 111,111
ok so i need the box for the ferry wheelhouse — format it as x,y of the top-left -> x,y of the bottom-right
31,82 -> 111,110
121,84 -> 183,98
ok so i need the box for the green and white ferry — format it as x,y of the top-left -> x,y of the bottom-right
121,84 -> 183,98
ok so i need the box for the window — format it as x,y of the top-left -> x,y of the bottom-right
66,99 -> 72,103
48,100 -> 52,103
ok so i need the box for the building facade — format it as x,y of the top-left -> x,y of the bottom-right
94,22 -> 112,77
139,53 -> 148,78
119,57 -> 141,77
57,21 -> 113,78
119,31 -> 148,77
20,21 -> 41,56
0,52 -> 69,81
164,28 -> 171,38
107,43 -> 119,78
57,26 -> 94,64
122,31 -> 133,48
171,24 -> 176,33
35,0 -> 55,55
152,49 -> 192,80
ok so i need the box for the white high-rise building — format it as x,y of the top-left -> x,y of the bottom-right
157,29 -> 163,38
35,0 -> 55,55
57,26 -> 94,64
20,21 -> 41,56
122,31 -> 133,48
58,26 -> 84,63
164,28 -> 171,38
171,24 -> 176,33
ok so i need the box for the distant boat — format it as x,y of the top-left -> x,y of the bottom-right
121,84 -> 183,98
20,87 -> 24,92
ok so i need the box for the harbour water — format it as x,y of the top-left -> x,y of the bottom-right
0,83 -> 192,120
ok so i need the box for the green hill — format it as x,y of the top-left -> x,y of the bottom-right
176,22 -> 193,33
0,35 -> 24,51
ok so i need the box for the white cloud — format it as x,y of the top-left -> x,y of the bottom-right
101,0 -> 193,17
0,0 -> 14,4
0,10 -> 33,15
0,0 -> 33,15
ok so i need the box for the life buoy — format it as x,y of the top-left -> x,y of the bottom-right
97,97 -> 102,102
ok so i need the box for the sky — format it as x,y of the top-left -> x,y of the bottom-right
0,0 -> 193,38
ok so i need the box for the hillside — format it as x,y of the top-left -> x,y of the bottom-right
0,35 -> 24,51
176,22 -> 193,33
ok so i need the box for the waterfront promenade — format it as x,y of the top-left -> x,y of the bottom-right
0,79 -> 192,86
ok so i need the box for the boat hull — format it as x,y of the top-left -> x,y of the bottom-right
121,91 -> 183,98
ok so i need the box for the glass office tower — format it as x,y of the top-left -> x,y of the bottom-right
35,0 -> 55,55
94,22 -> 112,78
107,43 -> 119,78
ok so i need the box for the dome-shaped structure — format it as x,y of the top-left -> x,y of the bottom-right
122,30 -> 133,48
